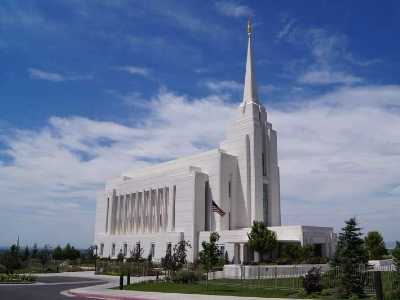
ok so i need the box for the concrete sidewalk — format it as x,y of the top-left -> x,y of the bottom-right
57,272 -> 308,300
63,277 -> 307,300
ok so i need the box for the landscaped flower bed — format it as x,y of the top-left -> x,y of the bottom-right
0,273 -> 36,284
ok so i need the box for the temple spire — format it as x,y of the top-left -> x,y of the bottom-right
243,18 -> 259,105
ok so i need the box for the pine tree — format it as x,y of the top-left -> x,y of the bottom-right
53,246 -> 63,260
392,242 -> 400,298
332,218 -> 368,298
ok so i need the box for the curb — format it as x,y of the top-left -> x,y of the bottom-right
65,290 -> 154,300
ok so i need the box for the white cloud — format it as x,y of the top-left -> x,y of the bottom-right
298,70 -> 363,85
215,1 -> 254,18
204,80 -> 243,93
277,24 -> 369,86
276,18 -> 296,40
1,85 -> 400,246
28,68 -> 93,82
0,89 -> 236,246
116,66 -> 151,78
268,85 -> 400,238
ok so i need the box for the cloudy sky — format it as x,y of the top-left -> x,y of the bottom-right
1,0 -> 399,248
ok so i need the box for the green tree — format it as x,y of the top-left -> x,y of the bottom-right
161,243 -> 173,278
248,221 -> 278,262
0,244 -> 22,273
53,246 -> 63,260
129,243 -> 144,262
38,245 -> 51,272
31,243 -> 38,258
280,243 -> 303,264
199,232 -> 221,283
331,218 -> 369,298
392,242 -> 400,298
364,231 -> 388,260
161,240 -> 191,279
173,240 -> 190,269
62,243 -> 80,260
22,246 -> 30,261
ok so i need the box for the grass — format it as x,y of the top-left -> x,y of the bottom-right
124,279 -> 382,299
124,280 -> 301,298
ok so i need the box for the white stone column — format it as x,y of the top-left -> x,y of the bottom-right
164,187 -> 169,232
132,192 -> 136,233
124,194 -> 129,234
155,188 -> 160,232
167,186 -> 174,232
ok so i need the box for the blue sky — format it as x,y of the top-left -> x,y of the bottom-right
1,0 -> 400,248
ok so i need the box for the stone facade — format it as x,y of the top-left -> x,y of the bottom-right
94,20 -> 336,262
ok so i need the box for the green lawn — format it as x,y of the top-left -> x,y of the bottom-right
124,280 -> 381,299
124,281 -> 304,298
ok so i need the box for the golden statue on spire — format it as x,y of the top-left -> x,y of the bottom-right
247,17 -> 252,34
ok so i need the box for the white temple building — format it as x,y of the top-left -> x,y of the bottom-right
94,21 -> 336,263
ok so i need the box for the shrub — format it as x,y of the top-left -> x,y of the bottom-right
172,270 -> 203,284
0,264 -> 7,273
303,267 -> 322,294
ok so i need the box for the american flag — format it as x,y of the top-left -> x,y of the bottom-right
212,200 -> 226,216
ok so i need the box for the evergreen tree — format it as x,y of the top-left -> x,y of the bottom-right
173,240 -> 190,269
0,244 -> 22,273
392,242 -> 400,298
161,240 -> 190,279
199,232 -> 221,282
332,218 -> 368,298
129,243 -> 144,262
364,231 -> 388,260
38,245 -> 51,272
161,243 -> 173,278
53,246 -> 63,260
248,221 -> 277,262
22,246 -> 30,261
31,243 -> 38,258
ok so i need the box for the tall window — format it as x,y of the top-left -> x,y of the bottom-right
123,243 -> 127,256
172,185 -> 176,231
204,181 -> 210,231
111,243 -> 116,256
150,243 -> 155,257
263,184 -> 268,224
262,153 -> 266,176
228,180 -> 231,198
100,243 -> 104,256
105,197 -> 110,233
167,242 -> 172,252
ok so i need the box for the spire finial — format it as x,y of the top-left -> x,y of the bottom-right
247,17 -> 252,35
242,18 -> 259,105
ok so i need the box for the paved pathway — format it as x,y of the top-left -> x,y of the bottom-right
1,271 -> 308,300
0,274 -> 107,300
61,272 -> 308,300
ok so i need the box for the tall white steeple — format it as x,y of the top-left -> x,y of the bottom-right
243,18 -> 259,105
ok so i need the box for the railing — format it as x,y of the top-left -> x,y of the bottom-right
204,264 -> 398,295
95,260 -> 157,277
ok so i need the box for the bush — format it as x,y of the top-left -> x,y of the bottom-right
172,270 -> 203,284
303,267 -> 322,294
0,264 -> 7,273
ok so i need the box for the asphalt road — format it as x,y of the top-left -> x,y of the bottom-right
0,276 -> 107,300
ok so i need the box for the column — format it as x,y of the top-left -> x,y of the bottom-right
131,193 -> 136,233
155,188 -> 160,232
110,190 -> 116,234
124,193 -> 129,234
167,186 -> 173,231
163,187 -> 168,232
137,192 -> 141,233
